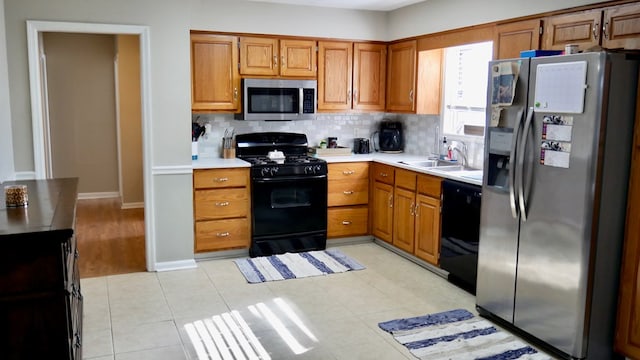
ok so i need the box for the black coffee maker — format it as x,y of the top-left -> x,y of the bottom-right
373,121 -> 403,153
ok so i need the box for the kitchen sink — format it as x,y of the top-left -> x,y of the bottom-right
398,159 -> 460,168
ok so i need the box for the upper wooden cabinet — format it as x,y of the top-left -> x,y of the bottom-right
191,33 -> 240,112
543,10 -> 603,51
602,2 -> 640,50
494,19 -> 543,60
353,43 -> 387,111
386,40 -> 417,113
240,36 -> 316,77
317,41 -> 386,112
543,3 -> 640,52
416,48 -> 443,115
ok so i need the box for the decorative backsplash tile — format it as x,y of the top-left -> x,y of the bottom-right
192,112 -> 484,168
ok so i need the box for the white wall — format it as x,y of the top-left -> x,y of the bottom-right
0,0 -> 14,182
388,0 -> 606,40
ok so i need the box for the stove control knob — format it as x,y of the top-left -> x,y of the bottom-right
304,165 -> 314,175
270,167 -> 279,176
315,165 -> 322,173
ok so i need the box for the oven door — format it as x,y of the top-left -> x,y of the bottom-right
252,175 -> 327,237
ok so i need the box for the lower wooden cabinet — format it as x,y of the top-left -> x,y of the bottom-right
193,168 -> 251,252
414,193 -> 441,264
328,206 -> 369,238
327,162 -> 369,239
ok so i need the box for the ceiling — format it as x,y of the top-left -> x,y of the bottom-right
247,0 -> 426,11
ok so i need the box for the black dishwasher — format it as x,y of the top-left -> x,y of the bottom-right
440,179 -> 482,294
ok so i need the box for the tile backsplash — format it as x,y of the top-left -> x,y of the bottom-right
192,112 -> 485,169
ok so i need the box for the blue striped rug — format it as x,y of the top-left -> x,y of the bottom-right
379,309 -> 552,360
234,248 -> 365,283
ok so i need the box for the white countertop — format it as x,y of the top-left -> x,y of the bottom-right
192,157 -> 251,169
192,152 -> 483,186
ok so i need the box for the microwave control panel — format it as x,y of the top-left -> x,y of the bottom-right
303,88 -> 315,114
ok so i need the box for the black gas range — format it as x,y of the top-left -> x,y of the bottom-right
236,132 -> 328,257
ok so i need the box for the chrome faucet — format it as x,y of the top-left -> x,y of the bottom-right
450,140 -> 468,167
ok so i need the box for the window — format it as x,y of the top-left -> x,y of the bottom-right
441,41 -> 493,136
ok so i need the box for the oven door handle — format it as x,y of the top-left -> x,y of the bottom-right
253,175 -> 327,183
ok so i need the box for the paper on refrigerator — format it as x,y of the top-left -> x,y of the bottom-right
490,61 -> 521,126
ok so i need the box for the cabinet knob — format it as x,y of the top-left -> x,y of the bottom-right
388,194 -> 393,208
215,201 -> 230,207
216,232 -> 230,237
342,220 -> 352,225
410,201 -> 415,216
281,55 -> 285,68
342,170 -> 355,175
343,190 -> 354,195
233,87 -> 238,101
274,55 -> 278,67
380,172 -> 388,177
409,89 -> 414,103
593,23 -> 600,40
214,177 -> 229,182
602,22 -> 609,40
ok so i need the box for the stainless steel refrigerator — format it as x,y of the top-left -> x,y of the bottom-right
476,51 -> 639,359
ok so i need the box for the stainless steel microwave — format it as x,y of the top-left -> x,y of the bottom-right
235,79 -> 317,121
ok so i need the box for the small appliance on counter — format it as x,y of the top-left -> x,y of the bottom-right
353,138 -> 370,154
372,120 -> 403,153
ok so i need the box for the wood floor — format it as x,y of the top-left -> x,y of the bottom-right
75,198 -> 146,278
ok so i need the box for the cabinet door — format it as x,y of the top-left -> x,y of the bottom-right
416,48 -> 443,115
318,41 -> 353,111
191,34 -> 240,112
615,81 -> 640,359
494,19 -> 543,60
240,37 -> 279,76
386,40 -> 417,112
372,181 -> 394,243
414,194 -> 441,265
393,187 -> 416,253
603,3 -> 640,50
543,10 -> 603,51
280,39 -> 316,77
353,43 -> 386,111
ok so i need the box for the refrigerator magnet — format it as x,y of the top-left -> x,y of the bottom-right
540,140 -> 571,168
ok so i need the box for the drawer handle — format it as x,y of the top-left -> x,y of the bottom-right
342,220 -> 352,225
343,190 -> 354,195
380,172 -> 388,177
216,232 -> 230,237
214,177 -> 229,182
215,201 -> 230,207
342,170 -> 355,175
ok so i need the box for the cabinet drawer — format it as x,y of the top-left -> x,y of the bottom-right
417,174 -> 442,198
395,168 -> 417,191
328,162 -> 369,181
328,206 -> 369,238
195,188 -> 248,220
194,168 -> 248,189
372,163 -> 395,184
195,218 -> 250,252
328,179 -> 369,206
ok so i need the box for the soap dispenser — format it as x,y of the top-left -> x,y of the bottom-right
441,136 -> 448,160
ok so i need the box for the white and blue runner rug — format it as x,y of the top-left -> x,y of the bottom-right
234,248 -> 365,283
379,309 -> 552,360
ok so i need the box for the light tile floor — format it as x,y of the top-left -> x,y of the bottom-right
81,242 -> 477,360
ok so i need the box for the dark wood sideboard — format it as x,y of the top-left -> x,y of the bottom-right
0,178 -> 82,360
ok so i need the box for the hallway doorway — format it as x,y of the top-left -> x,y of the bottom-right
27,21 -> 155,272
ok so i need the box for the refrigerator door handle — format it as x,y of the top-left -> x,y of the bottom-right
509,108 -> 524,219
518,107 -> 535,222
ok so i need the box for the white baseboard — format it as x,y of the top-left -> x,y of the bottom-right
14,171 -> 37,180
121,201 -> 144,209
154,259 -> 197,272
77,192 -> 120,200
